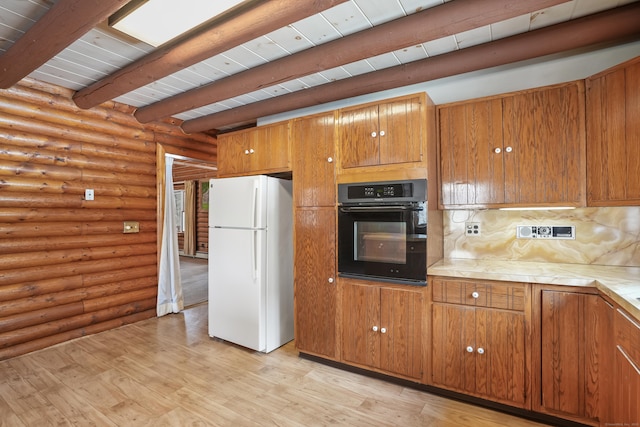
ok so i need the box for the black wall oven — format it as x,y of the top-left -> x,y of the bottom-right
337,179 -> 427,286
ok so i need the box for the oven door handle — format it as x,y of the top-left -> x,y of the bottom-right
339,205 -> 423,213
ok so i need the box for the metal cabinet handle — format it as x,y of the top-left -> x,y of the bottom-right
371,131 -> 377,137
249,148 -> 255,154
466,346 -> 474,353
327,157 -> 333,163
328,277 -> 334,284
244,149 -> 250,155
372,326 -> 378,332
472,292 -> 479,299
379,130 -> 385,136
494,147 -> 501,154
505,146 -> 512,153
380,328 -> 387,334
477,348 -> 485,354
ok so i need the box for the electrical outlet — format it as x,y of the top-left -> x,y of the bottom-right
465,222 -> 481,236
85,189 -> 94,201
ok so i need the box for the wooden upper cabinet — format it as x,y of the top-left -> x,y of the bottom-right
339,94 -> 424,170
439,98 -> 504,206
216,121 -> 291,177
292,112 -> 336,208
438,81 -> 586,209
587,57 -> 640,206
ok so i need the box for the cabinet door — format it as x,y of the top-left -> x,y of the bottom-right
379,287 -> 423,379
294,208 -> 337,359
612,308 -> 640,425
502,83 -> 585,206
339,105 -> 380,168
539,291 -> 601,420
292,113 -> 336,207
439,98 -> 504,207
216,132 -> 249,176
475,307 -> 527,406
587,59 -> 640,206
249,122 -> 290,173
432,303 -> 476,393
379,96 -> 423,165
342,281 -> 380,367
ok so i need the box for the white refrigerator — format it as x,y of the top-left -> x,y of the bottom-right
208,175 -> 293,353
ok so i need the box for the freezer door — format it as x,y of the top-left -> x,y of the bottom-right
208,227 -> 266,351
209,176 -> 267,229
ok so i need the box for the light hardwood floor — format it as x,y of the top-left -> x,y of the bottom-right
0,304 -> 551,426
180,256 -> 208,307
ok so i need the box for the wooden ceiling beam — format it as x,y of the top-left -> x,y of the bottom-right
134,0 -> 569,123
181,3 -> 640,134
72,0 -> 349,109
0,0 -> 131,89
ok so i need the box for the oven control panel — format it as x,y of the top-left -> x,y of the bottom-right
338,179 -> 427,204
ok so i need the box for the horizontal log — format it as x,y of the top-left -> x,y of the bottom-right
0,193 -> 155,210
154,132 -> 217,158
0,126 -> 155,162
0,301 -> 85,333
0,175 -> 156,198
0,308 -> 156,361
0,232 -> 157,254
0,95 -> 154,143
0,265 -> 157,301
82,287 -> 157,313
0,298 -> 157,350
0,208 -> 156,223
0,276 -> 84,303
0,243 -> 157,270
0,254 -> 157,287
0,135 -> 156,175
0,222 -> 156,239
0,277 -> 157,317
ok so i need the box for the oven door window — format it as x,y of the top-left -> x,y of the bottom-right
355,221 -> 406,264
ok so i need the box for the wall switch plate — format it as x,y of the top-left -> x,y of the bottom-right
123,221 -> 140,234
85,189 -> 94,201
465,222 -> 481,236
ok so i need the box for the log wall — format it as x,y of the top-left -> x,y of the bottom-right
0,78 -> 217,360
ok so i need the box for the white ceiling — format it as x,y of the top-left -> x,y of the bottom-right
1,0 -> 639,130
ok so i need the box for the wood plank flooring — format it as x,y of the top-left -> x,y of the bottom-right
180,256 -> 208,307
0,304 -> 551,426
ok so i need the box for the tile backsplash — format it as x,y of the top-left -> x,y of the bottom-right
444,207 -> 640,267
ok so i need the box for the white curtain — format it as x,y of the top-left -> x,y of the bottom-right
157,156 -> 184,316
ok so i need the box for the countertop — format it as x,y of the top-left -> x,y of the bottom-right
428,258 -> 640,322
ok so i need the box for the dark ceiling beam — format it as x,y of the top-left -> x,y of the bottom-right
134,0 -> 569,123
0,0 -> 131,89
72,0 -> 349,109
181,2 -> 640,134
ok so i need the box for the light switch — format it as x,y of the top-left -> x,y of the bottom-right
123,221 -> 140,233
85,189 -> 94,201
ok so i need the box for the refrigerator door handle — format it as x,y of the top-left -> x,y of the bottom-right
252,180 -> 259,229
251,229 -> 258,281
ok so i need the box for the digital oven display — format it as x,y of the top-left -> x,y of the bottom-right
347,183 -> 410,200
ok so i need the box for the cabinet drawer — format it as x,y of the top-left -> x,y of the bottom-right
616,308 -> 640,367
431,278 -> 525,311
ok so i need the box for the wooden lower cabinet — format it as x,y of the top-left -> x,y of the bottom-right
293,208 -> 337,359
430,277 -> 529,408
341,278 -> 424,380
611,307 -> 640,425
534,289 -> 610,425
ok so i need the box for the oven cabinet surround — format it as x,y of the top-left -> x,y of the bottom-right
429,277 -> 531,408
530,287 -> 608,425
586,55 -> 640,206
216,120 -> 291,177
337,93 -> 430,175
438,80 -> 586,209
292,112 -> 339,359
340,277 -> 426,381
